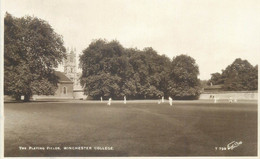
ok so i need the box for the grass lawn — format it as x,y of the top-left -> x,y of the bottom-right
4,100 -> 257,157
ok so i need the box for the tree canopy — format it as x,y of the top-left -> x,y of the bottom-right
209,58 -> 258,91
80,39 -> 201,100
4,13 -> 66,101
168,55 -> 201,99
208,72 -> 223,85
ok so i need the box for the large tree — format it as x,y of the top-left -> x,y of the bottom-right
208,58 -> 258,91
222,58 -> 258,91
4,13 -> 66,101
80,40 -> 126,99
168,55 -> 201,99
127,47 -> 171,99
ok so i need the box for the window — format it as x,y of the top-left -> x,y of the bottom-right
63,87 -> 67,95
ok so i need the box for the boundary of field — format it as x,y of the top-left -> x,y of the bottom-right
4,99 -> 257,105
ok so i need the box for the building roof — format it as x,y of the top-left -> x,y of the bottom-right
54,71 -> 73,84
204,84 -> 223,90
203,84 -> 224,93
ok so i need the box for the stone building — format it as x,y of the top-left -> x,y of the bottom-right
63,47 -> 87,99
54,71 -> 74,98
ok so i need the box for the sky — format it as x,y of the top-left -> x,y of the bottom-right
2,0 -> 260,80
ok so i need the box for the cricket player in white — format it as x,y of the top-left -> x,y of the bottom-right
214,97 -> 218,103
124,96 -> 126,104
169,97 -> 173,106
107,98 -> 111,105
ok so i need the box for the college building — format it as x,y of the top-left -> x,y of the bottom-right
33,47 -> 87,100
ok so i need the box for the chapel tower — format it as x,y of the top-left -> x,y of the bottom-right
64,47 -> 77,84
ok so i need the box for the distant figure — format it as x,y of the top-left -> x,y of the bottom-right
158,100 -> 161,104
162,96 -> 164,103
107,98 -> 112,106
124,96 -> 126,104
214,97 -> 217,103
229,97 -> 233,103
169,97 -> 173,106
234,98 -> 237,103
100,96 -> 103,102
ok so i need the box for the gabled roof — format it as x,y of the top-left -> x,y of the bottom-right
54,71 -> 73,84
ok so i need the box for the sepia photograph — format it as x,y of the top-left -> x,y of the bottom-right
1,0 -> 259,158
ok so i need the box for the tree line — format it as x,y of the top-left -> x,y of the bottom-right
5,13 -> 257,101
79,39 -> 201,100
4,13 -> 201,101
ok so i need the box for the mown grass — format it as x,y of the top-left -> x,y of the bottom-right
4,101 -> 257,157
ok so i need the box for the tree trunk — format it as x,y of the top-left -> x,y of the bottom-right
15,95 -> 21,101
24,94 -> 31,102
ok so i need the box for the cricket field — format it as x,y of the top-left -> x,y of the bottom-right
4,100 -> 257,157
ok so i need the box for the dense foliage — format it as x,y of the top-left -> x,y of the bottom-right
208,73 -> 223,85
80,39 -> 201,100
209,58 -> 258,91
168,55 -> 201,99
4,13 -> 66,101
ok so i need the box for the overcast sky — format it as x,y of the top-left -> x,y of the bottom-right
3,0 -> 260,80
